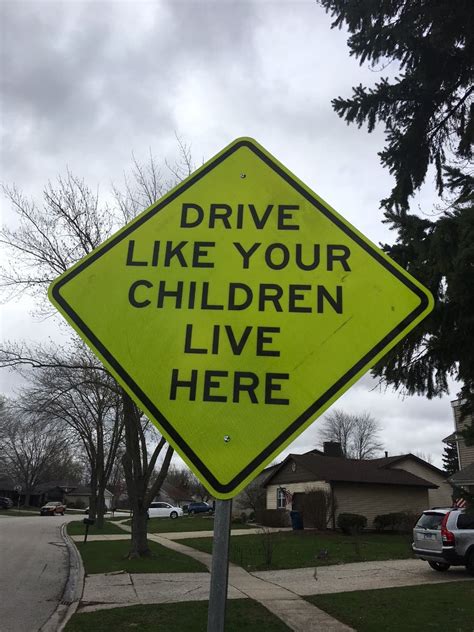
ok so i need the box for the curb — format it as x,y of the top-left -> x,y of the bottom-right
39,523 -> 85,632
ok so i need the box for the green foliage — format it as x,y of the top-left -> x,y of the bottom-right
374,205 -> 474,403
321,0 -> 474,425
336,512 -> 367,534
320,0 -> 474,214
442,443 -> 459,476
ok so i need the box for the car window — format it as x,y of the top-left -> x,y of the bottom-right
415,512 -> 445,530
150,503 -> 159,508
457,513 -> 474,530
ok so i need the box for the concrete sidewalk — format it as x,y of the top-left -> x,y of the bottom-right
77,527 -> 354,631
73,524 -> 474,631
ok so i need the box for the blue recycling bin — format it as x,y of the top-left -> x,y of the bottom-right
290,510 -> 304,530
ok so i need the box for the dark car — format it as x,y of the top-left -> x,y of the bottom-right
40,501 -> 66,516
187,502 -> 214,515
0,497 -> 14,509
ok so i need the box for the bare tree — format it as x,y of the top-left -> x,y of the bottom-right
22,342 -> 124,528
350,412 -> 384,460
318,409 -> 383,459
0,398 -> 70,505
319,409 -> 355,456
0,145 -> 193,556
237,478 -> 267,513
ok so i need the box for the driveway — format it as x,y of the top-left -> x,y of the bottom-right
0,513 -> 78,632
253,558 -> 474,595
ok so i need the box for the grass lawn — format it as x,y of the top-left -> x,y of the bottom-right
65,599 -> 290,631
67,520 -> 127,536
0,509 -> 38,517
180,531 -> 413,571
307,581 -> 474,632
77,539 -> 208,574
143,515 -> 251,533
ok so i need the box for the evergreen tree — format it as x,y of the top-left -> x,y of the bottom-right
320,0 -> 474,420
442,443 -> 459,476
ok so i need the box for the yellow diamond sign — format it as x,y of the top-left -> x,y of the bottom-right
49,138 -> 433,498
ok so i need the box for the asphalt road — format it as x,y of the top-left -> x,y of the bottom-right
0,513 -> 78,632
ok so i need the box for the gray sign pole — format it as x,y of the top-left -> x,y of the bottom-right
207,499 -> 232,632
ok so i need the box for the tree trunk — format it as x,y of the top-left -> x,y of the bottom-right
129,502 -> 151,558
88,467 -> 97,520
121,391 -> 151,557
95,426 -> 106,529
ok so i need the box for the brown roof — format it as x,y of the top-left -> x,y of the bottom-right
370,454 -> 446,477
264,453 -> 437,488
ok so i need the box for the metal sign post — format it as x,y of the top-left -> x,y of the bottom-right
207,499 -> 232,632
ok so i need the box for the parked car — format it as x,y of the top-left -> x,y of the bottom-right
187,502 -> 214,515
412,507 -> 474,575
0,497 -> 14,509
147,502 -> 183,519
40,501 -> 66,516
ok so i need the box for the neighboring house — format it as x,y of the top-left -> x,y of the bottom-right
0,477 -> 114,508
444,399 -> 474,496
263,443 -> 438,529
65,485 -> 114,510
369,453 -> 452,508
154,481 -> 193,508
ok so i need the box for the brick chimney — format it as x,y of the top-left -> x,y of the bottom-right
323,441 -> 344,457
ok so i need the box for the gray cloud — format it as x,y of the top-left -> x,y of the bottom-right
0,0 -> 454,468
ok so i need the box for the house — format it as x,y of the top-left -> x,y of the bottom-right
263,443 -> 440,529
64,485 -> 114,510
154,481 -> 193,508
369,453 -> 452,508
444,398 -> 474,496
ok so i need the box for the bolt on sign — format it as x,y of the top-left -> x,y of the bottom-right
49,138 -> 433,499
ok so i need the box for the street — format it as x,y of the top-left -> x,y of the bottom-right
0,514 -> 77,632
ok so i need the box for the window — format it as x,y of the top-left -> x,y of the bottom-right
277,488 -> 286,509
457,513 -> 474,530
415,512 -> 445,530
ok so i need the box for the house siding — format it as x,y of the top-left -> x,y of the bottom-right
388,458 -> 452,508
333,482 -> 428,527
452,402 -> 474,470
266,482 -> 330,510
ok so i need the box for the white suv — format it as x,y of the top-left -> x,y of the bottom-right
412,507 -> 474,574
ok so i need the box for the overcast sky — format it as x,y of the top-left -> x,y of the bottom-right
0,0 -> 457,468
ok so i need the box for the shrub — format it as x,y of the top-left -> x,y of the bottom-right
255,509 -> 291,528
302,489 -> 331,530
373,512 -> 418,533
337,512 -> 367,534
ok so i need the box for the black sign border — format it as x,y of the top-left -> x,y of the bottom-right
51,139 -> 430,494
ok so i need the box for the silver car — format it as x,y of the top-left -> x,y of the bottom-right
412,507 -> 474,575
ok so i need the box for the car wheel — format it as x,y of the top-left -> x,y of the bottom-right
170,511 -> 178,519
189,509 -> 195,515
428,561 -> 450,572
465,550 -> 474,576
